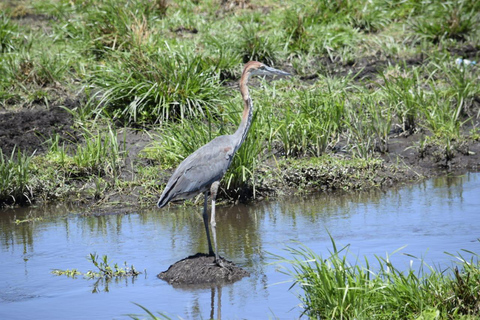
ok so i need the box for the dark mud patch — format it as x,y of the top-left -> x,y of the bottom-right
299,54 -> 425,82
0,106 -> 78,156
158,253 -> 249,287
384,131 -> 480,172
448,44 -> 480,60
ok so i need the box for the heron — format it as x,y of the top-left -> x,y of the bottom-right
157,61 -> 290,266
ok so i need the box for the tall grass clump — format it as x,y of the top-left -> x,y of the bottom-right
343,91 -> 393,156
202,35 -> 243,81
288,0 -> 393,33
421,87 -> 462,141
275,89 -> 344,157
437,61 -> 480,121
73,129 -> 124,177
282,9 -> 309,54
0,13 -> 22,53
238,21 -> 279,65
0,148 -> 33,206
380,67 -> 426,134
278,239 -> 480,319
411,0 -> 479,42
42,0 -> 168,55
47,127 -> 125,178
90,49 -> 226,123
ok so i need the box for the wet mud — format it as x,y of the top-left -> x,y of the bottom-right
0,106 -> 78,156
158,253 -> 249,287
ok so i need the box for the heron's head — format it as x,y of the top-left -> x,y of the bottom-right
244,61 -> 290,78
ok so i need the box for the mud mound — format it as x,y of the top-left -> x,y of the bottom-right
158,253 -> 249,286
0,106 -> 77,156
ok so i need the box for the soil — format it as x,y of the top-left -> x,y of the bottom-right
0,105 -> 78,156
1,60 -> 479,204
157,253 -> 249,287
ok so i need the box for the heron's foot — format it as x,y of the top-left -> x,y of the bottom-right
215,258 -> 225,268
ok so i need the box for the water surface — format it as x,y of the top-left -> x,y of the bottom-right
1,172 -> 479,319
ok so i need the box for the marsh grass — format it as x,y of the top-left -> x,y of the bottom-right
90,49 -> 226,123
439,61 -> 480,120
40,0 -> 167,55
275,88 -> 344,157
0,147 -> 33,206
278,238 -> 480,319
0,13 -> 21,53
1,0 -> 479,206
239,21 -> 279,65
411,0 -> 479,43
46,126 -> 125,178
380,67 -> 425,134
129,304 -> 173,320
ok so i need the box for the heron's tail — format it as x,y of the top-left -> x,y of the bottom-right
157,196 -> 168,208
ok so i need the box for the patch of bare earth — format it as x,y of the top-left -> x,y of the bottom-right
157,253 -> 249,287
0,105 -> 78,156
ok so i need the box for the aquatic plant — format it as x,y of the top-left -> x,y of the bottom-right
277,238 -> 480,319
52,253 -> 140,279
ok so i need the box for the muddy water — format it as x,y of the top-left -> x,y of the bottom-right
1,172 -> 479,319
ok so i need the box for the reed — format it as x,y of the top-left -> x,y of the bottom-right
278,238 -> 480,319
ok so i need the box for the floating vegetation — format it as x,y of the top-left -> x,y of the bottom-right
52,253 -> 141,280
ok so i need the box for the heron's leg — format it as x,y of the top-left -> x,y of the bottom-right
203,191 -> 214,256
210,181 -> 222,266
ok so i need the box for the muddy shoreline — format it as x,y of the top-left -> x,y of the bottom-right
1,100 -> 479,211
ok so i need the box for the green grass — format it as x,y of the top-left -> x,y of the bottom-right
411,0 -> 479,43
0,0 -> 479,205
277,238 -> 480,319
46,126 -> 125,178
0,147 -> 33,206
89,49 -> 227,123
274,87 -> 344,157
0,13 -> 22,53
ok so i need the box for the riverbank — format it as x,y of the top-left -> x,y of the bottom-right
1,0 -> 479,209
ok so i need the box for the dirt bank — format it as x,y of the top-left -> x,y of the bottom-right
1,97 -> 479,210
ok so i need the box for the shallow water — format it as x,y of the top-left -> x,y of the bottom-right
1,172 -> 479,319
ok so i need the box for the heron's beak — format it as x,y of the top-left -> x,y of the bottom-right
264,66 -> 290,77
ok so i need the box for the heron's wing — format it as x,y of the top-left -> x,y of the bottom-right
158,135 -> 235,206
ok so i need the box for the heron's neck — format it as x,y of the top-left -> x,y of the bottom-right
233,75 -> 253,152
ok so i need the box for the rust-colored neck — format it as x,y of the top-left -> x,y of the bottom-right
233,67 -> 254,152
